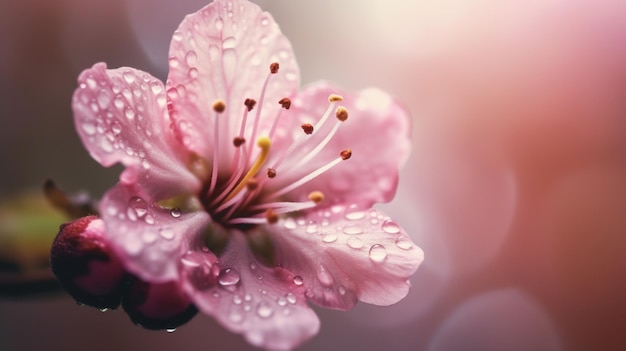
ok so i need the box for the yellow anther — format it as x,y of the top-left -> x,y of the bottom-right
335,106 -> 348,121
308,191 -> 325,204
213,99 -> 226,113
225,136 -> 272,201
329,94 -> 343,102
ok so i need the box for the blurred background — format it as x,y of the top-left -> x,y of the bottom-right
1,0 -> 626,350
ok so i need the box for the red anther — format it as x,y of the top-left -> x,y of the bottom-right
301,123 -> 314,135
279,97 -> 291,109
233,136 -> 246,147
265,209 -> 279,224
270,62 -> 279,74
244,98 -> 257,112
267,168 -> 277,178
340,148 -> 352,160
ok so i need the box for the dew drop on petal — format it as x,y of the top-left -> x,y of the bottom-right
97,90 -> 111,109
123,71 -> 136,84
111,121 -> 122,134
81,121 -> 96,135
215,17 -> 223,31
395,236 -> 414,250
114,96 -> 125,109
256,301 -> 273,319
286,293 -> 296,304
233,295 -> 243,305
99,138 -> 113,153
229,310 -> 244,323
347,236 -> 364,249
317,265 -> 334,286
382,219 -> 401,234
170,208 -> 181,218
129,196 -> 148,218
293,276 -> 304,286
142,159 -> 151,170
144,214 -> 155,225
172,31 -> 183,42
284,218 -> 296,229
343,225 -> 363,235
322,233 -> 337,243
369,244 -> 387,263
222,36 -> 236,49
277,296 -> 287,306
338,286 -> 346,296
166,328 -> 176,333
124,236 -> 143,256
218,268 -> 241,286
345,209 -> 366,221
260,16 -> 269,26
125,107 -> 136,120
185,50 -> 198,66
159,227 -> 174,240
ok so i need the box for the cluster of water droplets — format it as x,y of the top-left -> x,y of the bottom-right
78,68 -> 164,171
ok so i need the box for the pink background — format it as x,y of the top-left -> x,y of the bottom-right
1,0 -> 626,350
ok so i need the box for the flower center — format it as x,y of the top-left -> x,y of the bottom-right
192,63 -> 352,231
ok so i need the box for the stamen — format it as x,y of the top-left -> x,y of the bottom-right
308,191 -> 325,204
270,62 -> 280,74
329,94 -> 343,102
265,209 -> 279,224
246,179 -> 259,191
233,136 -> 246,147
289,106 -> 349,169
269,97 -> 291,139
267,168 -> 277,178
269,149 -> 352,199
225,136 -> 271,202
244,98 -> 257,112
251,200 -> 318,214
301,123 -> 314,135
209,99 -> 226,194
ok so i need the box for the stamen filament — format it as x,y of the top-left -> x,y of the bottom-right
209,100 -> 226,194
225,136 -> 271,202
268,152 -> 350,199
289,119 -> 342,170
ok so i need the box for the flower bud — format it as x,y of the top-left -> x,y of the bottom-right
50,216 -> 126,309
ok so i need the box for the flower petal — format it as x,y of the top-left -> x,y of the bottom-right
166,0 -> 299,161
73,63 -> 200,199
271,81 -> 411,208
266,206 -> 423,309
99,184 -> 210,283
183,232 -> 320,351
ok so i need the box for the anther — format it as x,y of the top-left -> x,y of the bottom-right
270,62 -> 280,74
225,136 -> 272,202
265,209 -> 279,224
246,179 -> 259,191
212,100 -> 226,113
233,136 -> 246,147
308,191 -> 325,204
329,94 -> 343,102
267,168 -> 277,178
340,148 -> 352,160
244,98 -> 257,112
279,97 -> 291,109
335,106 -> 349,121
301,123 -> 314,135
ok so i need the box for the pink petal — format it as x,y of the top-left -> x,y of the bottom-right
266,206 -> 423,309
73,63 -> 200,200
99,184 -> 210,283
183,232 -> 320,351
270,81 -> 411,208
166,0 -> 299,161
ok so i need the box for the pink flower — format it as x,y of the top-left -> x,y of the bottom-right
57,0 -> 423,349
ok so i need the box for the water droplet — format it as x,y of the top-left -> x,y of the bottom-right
343,225 -> 363,235
142,159 -> 151,170
129,196 -> 148,218
99,138 -> 113,152
382,219 -> 401,234
86,76 -> 97,89
169,57 -> 180,68
338,286 -> 346,295
111,121 -> 122,134
166,328 -> 176,333
321,218 -> 330,226
180,251 -> 218,290
215,17 -> 224,31
185,50 -> 198,66
81,121 -> 96,135
256,301 -> 273,319
260,17 -> 269,26
322,233 -> 337,243
218,268 -> 241,286
125,107 -> 136,120
345,209 -> 366,220
97,90 -> 111,109
124,236 -> 143,256
286,293 -> 296,304
306,224 -> 318,234
229,310 -> 244,323
223,36 -> 237,49
170,208 -> 182,218
172,31 -> 183,42
188,68 -> 199,79
317,265 -> 334,286
277,297 -> 287,306
293,276 -> 304,286
90,102 -> 99,113
144,214 -> 155,225
369,244 -> 387,263
114,96 -> 125,110
395,236 -> 413,250
159,227 -> 174,240
150,82 -> 163,95
100,308 -> 108,312
284,218 -> 296,229
347,237 -> 364,249
233,295 -> 243,305
123,71 -> 136,84
244,293 -> 252,302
